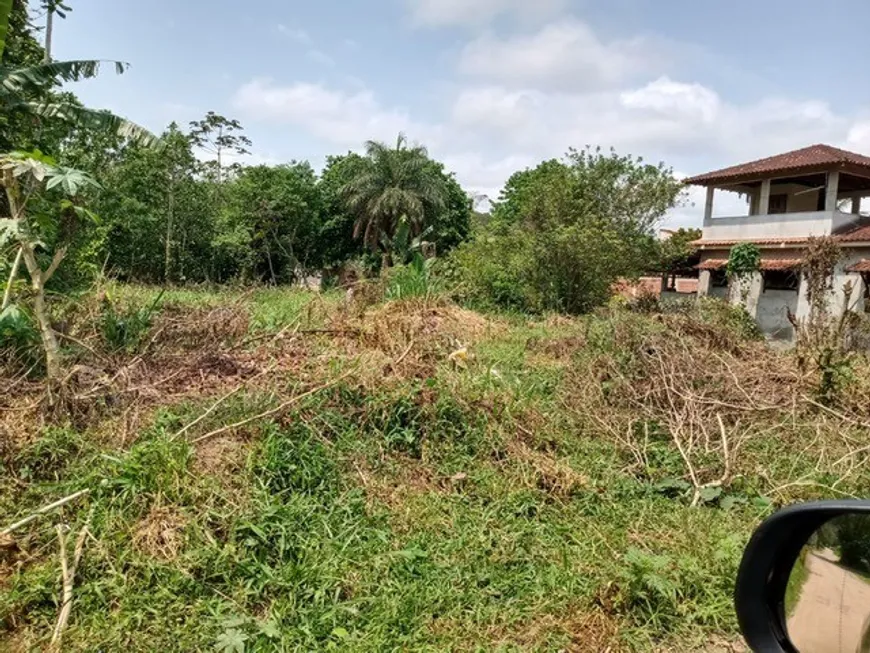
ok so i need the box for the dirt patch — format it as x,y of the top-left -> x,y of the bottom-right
353,455 -> 439,518
504,440 -> 590,498
337,298 -> 506,380
155,305 -> 250,351
428,609 -> 626,652
526,334 -> 587,360
133,505 -> 187,561
193,435 -> 250,480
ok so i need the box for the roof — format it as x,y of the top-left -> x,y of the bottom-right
846,260 -> 870,273
838,221 -> 870,242
698,258 -> 802,271
684,144 -> 870,186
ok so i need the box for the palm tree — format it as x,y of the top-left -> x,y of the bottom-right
0,0 -> 157,147
342,133 -> 446,266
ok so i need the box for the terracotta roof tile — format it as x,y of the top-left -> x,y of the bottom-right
684,144 -> 870,186
846,260 -> 870,273
837,222 -> 870,242
697,258 -> 802,271
692,237 -> 810,248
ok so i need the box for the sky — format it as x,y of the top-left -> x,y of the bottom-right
49,0 -> 870,228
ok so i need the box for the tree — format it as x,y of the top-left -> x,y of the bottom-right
220,163 -> 322,283
188,112 -> 252,184
40,0 -> 73,63
0,0 -> 156,148
341,133 -> 447,267
423,160 -> 471,255
91,124 -> 213,283
657,227 -> 701,274
1,150 -> 99,386
317,152 -> 369,271
455,148 -> 686,314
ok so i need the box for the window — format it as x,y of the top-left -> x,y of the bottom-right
863,273 -> 870,314
768,193 -> 788,214
763,270 -> 799,292
711,269 -> 728,288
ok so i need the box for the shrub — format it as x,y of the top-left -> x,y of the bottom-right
100,290 -> 164,352
0,303 -> 41,370
450,149 -> 683,315
384,254 -> 440,301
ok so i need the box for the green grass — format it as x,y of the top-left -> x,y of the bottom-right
3,288 -> 865,651
784,551 -> 809,617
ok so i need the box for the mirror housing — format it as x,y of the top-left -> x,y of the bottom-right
736,500 -> 870,652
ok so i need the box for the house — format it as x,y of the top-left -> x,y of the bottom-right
686,144 -> 870,339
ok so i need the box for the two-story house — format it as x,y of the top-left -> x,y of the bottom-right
687,144 -> 870,339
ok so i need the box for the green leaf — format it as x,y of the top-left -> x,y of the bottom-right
258,619 -> 280,640
0,0 -> 11,61
215,628 -> 248,653
752,495 -> 773,510
654,477 -> 691,496
331,627 -> 350,640
20,101 -> 160,148
720,494 -> 748,511
698,486 -> 723,504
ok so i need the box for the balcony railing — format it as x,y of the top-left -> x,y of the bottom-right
701,210 -> 857,242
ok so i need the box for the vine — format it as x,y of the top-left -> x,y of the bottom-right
726,243 -> 761,304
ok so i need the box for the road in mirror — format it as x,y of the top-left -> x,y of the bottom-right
787,514 -> 870,653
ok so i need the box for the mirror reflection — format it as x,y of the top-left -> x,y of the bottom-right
787,514 -> 870,653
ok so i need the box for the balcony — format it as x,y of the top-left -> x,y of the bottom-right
701,210 -> 858,243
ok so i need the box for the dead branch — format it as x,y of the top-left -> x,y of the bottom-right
391,339 -> 415,369
50,518 -> 90,650
171,363 -> 276,440
191,369 -> 356,445
0,489 -> 91,536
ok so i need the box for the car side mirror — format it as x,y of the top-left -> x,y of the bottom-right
735,500 -> 870,652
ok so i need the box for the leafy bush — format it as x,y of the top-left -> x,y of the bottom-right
617,537 -> 741,632
451,148 -> 684,315
384,254 -> 440,301
0,303 -> 40,368
100,290 -> 164,352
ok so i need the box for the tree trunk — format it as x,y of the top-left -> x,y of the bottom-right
216,126 -> 223,185
1,246 -> 23,310
164,177 -> 175,283
20,245 -> 62,382
44,6 -> 53,63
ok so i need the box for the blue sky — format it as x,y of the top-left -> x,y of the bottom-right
50,0 -> 870,226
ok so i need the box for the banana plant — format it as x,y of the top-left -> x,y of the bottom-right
0,0 -> 157,147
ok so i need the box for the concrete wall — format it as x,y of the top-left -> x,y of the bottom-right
702,211 -> 860,242
757,288 -> 798,340
832,250 -> 867,315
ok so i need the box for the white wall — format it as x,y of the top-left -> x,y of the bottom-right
702,211 -> 860,242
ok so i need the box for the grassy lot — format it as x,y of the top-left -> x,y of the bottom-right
2,285 -> 870,651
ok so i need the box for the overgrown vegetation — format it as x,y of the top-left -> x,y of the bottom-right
452,149 -> 686,314
4,284 -> 870,651
4,3 -> 870,651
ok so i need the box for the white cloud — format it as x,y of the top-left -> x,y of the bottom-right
847,121 -> 870,154
621,77 -> 720,124
306,49 -> 335,67
232,79 -> 422,147
439,152 -> 537,203
458,19 -> 660,90
276,24 -> 311,44
233,75 -> 864,229
406,0 -> 565,27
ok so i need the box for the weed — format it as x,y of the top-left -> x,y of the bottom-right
99,290 -> 164,352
